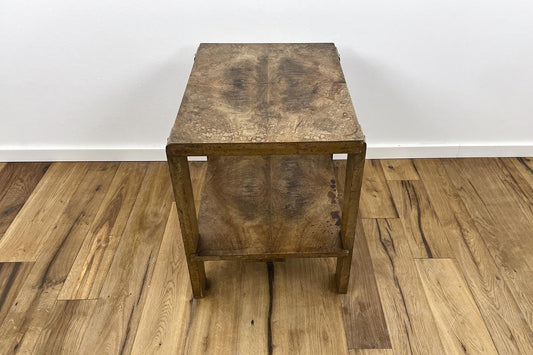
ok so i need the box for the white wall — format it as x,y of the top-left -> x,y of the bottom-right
1,0 -> 533,161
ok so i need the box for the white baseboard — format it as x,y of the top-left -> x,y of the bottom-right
0,148 -> 166,162
0,144 -> 532,162
364,143 -> 533,159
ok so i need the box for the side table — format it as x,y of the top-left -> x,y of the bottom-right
166,43 -> 365,298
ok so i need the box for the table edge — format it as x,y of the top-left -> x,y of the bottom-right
166,140 -> 366,156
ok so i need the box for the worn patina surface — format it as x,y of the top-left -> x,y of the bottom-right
168,43 -> 364,155
194,155 -> 347,260
166,43 -> 366,298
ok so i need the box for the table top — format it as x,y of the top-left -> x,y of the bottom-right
167,43 -> 364,156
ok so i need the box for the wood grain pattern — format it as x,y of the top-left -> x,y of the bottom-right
0,262 -> 34,325
349,350 -> 393,355
59,162 -> 148,300
167,142 -> 365,156
166,154 -> 207,298
167,43 -> 363,156
131,163 -> 206,354
380,159 -> 420,180
341,222 -> 391,350
183,260 -> 270,354
0,162 -> 119,353
335,161 -> 391,350
442,158 -> 533,331
336,150 -> 366,292
1,159 -> 532,354
0,163 -> 50,239
130,205 -> 192,354
271,258 -> 349,354
359,160 -> 398,218
501,158 -> 533,215
363,218 -> 445,354
0,163 -> 88,262
510,157 -> 533,184
76,163 -> 173,355
32,300 -> 98,354
134,163 -> 268,354
167,43 -> 366,298
195,155 -> 346,260
415,159 -> 533,354
388,180 -> 453,258
415,258 -> 498,354
189,162 -> 208,213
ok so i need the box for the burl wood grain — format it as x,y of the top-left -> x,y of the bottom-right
167,43 -> 364,156
194,155 -> 347,260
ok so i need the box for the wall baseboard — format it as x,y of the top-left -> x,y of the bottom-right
0,144 -> 532,162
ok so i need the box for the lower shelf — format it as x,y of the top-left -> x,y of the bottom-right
192,155 -> 348,261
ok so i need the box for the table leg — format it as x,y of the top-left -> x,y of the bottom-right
336,145 -> 366,293
167,154 -> 207,298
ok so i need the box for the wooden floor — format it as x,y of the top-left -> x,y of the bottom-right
0,158 -> 533,354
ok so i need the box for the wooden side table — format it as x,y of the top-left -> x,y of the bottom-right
166,43 -> 365,298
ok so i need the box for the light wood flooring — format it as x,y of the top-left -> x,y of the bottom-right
0,158 -> 533,354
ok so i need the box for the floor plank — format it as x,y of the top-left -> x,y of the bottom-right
130,205 -> 192,354
271,258 -> 349,354
130,163 -> 207,354
0,163 -> 87,262
499,158 -> 533,220
183,261 -> 270,354
77,163 -> 173,354
335,161 -> 391,350
349,350 -> 393,355
1,159 -> 532,354
59,162 -> 149,300
0,162 -> 119,353
380,159 -> 420,180
341,222 -> 392,350
359,160 -> 398,218
388,180 -> 453,258
415,258 -> 498,354
0,163 -> 50,239
32,300 -> 98,354
363,218 -> 445,354
0,262 -> 34,325
443,158 -> 533,329
510,157 -> 533,186
415,159 -> 533,354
